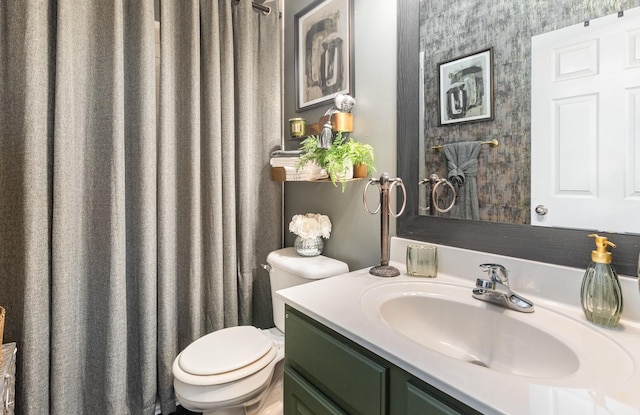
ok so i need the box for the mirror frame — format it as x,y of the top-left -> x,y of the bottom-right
396,0 -> 640,276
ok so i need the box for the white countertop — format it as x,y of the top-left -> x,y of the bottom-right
277,237 -> 640,415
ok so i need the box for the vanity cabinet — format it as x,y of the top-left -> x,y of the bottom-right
284,306 -> 481,415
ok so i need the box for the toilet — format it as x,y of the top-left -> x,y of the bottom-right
172,247 -> 349,415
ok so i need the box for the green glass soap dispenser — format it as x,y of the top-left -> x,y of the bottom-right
580,234 -> 623,327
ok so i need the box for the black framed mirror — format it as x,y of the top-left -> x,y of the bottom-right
396,0 -> 640,276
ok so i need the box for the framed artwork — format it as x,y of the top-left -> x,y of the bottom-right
438,48 -> 494,125
294,0 -> 354,112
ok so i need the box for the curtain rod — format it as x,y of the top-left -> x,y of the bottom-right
252,2 -> 271,14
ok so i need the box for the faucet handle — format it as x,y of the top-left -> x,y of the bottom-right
479,263 -> 509,285
475,278 -> 495,291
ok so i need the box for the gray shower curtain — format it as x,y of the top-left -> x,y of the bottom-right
0,1 -> 281,414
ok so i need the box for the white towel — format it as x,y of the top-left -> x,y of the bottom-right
270,149 -> 302,158
270,157 -> 300,168
277,163 -> 327,181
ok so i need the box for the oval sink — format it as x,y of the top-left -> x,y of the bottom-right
379,295 -> 577,378
360,281 -> 633,381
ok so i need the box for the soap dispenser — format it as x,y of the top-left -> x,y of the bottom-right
580,234 -> 623,327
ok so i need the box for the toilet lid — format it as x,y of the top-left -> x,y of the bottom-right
179,326 -> 273,376
173,345 -> 278,386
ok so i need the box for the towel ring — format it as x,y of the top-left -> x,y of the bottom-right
432,179 -> 456,213
363,177 -> 406,217
388,179 -> 407,218
418,174 -> 456,215
363,179 -> 381,215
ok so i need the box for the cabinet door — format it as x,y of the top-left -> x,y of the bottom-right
406,381 -> 481,415
284,366 -> 347,415
285,307 -> 388,415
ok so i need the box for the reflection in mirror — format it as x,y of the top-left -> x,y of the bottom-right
531,9 -> 640,234
398,0 -> 640,277
418,1 -> 640,233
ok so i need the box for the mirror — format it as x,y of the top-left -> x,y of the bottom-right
397,0 -> 640,276
417,1 -> 640,231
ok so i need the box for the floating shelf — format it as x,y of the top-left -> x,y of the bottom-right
270,167 -> 364,183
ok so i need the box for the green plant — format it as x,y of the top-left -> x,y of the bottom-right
345,140 -> 376,176
298,134 -> 328,169
297,132 -> 376,191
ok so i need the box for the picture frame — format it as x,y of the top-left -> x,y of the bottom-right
294,0 -> 354,112
438,48 -> 494,126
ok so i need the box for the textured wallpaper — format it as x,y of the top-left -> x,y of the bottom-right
420,0 -> 640,224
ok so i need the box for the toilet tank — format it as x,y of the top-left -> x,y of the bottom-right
266,247 -> 348,331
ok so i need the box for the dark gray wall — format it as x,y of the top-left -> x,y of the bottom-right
283,0 -> 397,271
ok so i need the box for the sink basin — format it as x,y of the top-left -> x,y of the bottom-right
360,281 -> 633,381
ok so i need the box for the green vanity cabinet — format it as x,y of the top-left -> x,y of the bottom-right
397,377 -> 482,414
284,306 -> 482,415
284,366 -> 347,415
284,306 -> 388,414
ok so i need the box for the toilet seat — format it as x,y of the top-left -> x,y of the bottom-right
174,326 -> 277,386
174,354 -> 283,410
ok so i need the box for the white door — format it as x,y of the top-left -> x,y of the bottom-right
531,8 -> 640,234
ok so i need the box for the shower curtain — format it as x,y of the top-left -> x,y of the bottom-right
0,1 -> 281,414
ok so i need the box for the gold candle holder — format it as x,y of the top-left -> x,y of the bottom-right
289,118 -> 306,137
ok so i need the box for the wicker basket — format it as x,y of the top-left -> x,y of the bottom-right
0,306 -> 4,363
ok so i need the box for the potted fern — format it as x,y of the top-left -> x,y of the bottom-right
297,132 -> 376,191
346,140 -> 376,178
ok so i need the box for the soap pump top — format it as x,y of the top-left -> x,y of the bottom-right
589,233 -> 616,264
580,233 -> 623,328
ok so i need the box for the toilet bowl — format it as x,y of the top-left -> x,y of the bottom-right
172,247 -> 349,415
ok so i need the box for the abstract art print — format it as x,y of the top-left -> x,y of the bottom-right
438,48 -> 493,125
294,0 -> 354,111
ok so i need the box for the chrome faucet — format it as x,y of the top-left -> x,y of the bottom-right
472,264 -> 534,313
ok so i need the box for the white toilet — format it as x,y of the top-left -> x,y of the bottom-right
172,247 -> 349,415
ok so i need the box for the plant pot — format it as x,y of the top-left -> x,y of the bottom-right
353,163 -> 368,178
331,164 -> 354,181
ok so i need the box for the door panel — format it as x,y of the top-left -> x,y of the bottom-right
532,8 -> 640,233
